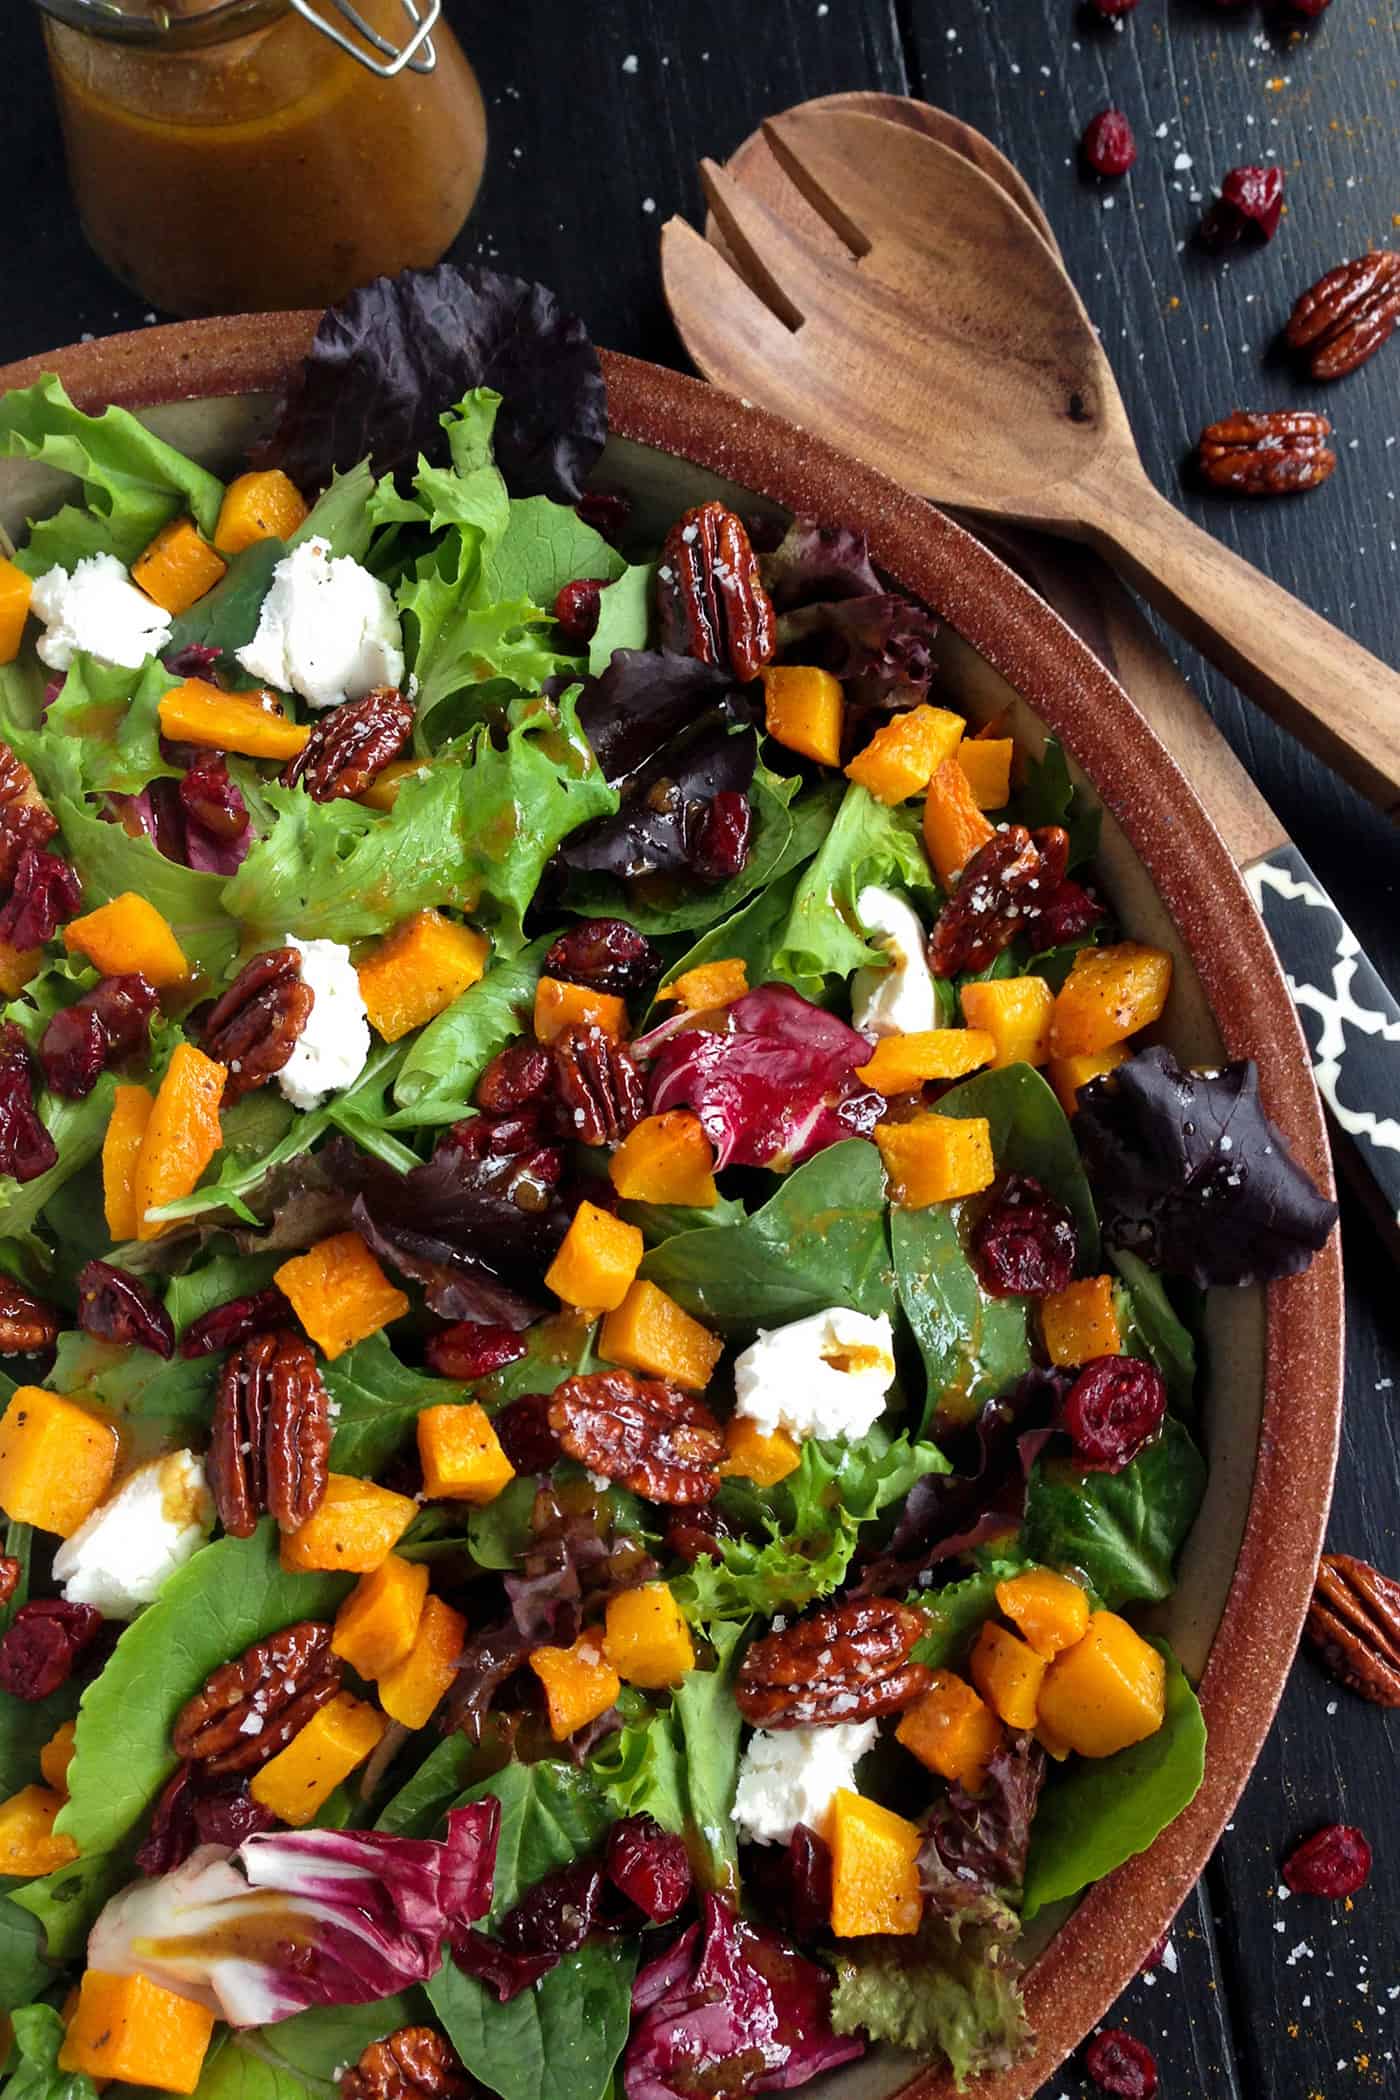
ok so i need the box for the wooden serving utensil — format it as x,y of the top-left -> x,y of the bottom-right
661,105 -> 1400,818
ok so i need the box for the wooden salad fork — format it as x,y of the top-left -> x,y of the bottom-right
661,106 -> 1400,817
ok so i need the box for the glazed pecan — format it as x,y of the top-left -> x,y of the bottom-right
657,502 -> 776,681
0,1555 -> 19,1609
1287,250 -> 1400,381
553,1024 -> 645,1145
929,823 -> 1070,975
735,1598 -> 931,1728
0,740 -> 57,895
340,2029 -> 470,2100
208,1331 -> 331,1538
202,947 -> 314,1102
1197,411 -> 1336,496
172,1621 -> 342,1776
0,1277 -> 58,1355
282,686 -> 415,802
1306,1553 -> 1400,1708
549,1369 -> 724,1504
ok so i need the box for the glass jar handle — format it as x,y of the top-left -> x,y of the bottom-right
288,0 -> 440,75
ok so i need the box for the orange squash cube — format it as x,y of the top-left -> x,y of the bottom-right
159,679 -> 309,761
529,1634 -> 621,1740
719,1414 -> 802,1487
377,1595 -> 468,1728
0,1785 -> 79,1878
545,1201 -> 645,1312
762,664 -> 844,767
970,1620 -> 1047,1731
533,975 -> 628,1045
279,1472 -> 416,1573
844,704 -> 965,804
249,1691 -> 386,1825
896,1669 -> 1004,1791
214,469 -> 309,555
1037,1611 -> 1167,1759
826,1790 -> 923,1938
131,518 -> 227,616
275,1231 -> 409,1358
959,977 -> 1054,1069
875,1112 -> 995,1208
0,557 -> 33,664
0,940 -> 41,997
0,1387 -> 117,1537
132,1044 -> 226,1241
995,1568 -> 1091,1660
1041,1275 -> 1122,1367
103,1082 -> 154,1241
1049,1044 -> 1130,1118
64,892 -> 188,987
609,1112 -> 719,1208
855,1028 -> 995,1094
40,1720 -> 77,1793
603,1582 -> 696,1688
955,737 -> 1014,811
1050,943 -> 1173,1059
654,959 -> 748,1012
923,757 -> 996,888
416,1403 -> 516,1505
332,1553 -> 429,1680
357,757 -> 430,812
60,1970 -> 215,2093
356,910 -> 489,1042
1036,1717 -> 1073,1763
599,1281 -> 723,1392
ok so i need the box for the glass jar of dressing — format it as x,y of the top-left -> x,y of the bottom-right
32,0 -> 487,317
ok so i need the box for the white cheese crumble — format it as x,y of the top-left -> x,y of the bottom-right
29,553 -> 173,671
733,1721 -> 878,1845
236,536 -> 404,710
277,935 -> 371,1111
733,1306 -> 896,1443
53,1451 -> 213,1620
849,884 -> 939,1038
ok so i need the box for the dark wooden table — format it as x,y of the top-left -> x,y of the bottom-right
5,3 -> 1400,2093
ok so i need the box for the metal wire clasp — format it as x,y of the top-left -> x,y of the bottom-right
288,0 -> 439,75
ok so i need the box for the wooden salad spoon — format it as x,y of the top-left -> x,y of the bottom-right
661,106 -> 1400,816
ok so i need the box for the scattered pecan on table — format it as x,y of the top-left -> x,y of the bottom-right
1196,411 -> 1336,497
208,1330 -> 331,1537
172,1621 -> 342,1776
1305,1553 -> 1400,1708
201,946 -> 314,1101
553,1023 -> 645,1145
340,2030 -> 471,2100
281,685 -> 415,802
549,1369 -> 724,1505
1286,250 -> 1400,381
735,1598 -> 932,1728
657,500 -> 776,681
0,1276 -> 58,1356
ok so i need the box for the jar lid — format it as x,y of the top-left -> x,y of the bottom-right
34,0 -> 440,70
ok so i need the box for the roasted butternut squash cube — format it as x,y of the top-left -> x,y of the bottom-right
133,1044 -> 226,1239
826,1790 -> 923,1938
356,910 -> 489,1042
131,518 -> 227,616
1036,1717 -> 1073,1763
1049,1044 -> 1130,1118
529,1634 -> 621,1740
923,756 -> 996,888
855,1028 -> 995,1094
40,1720 -> 77,1794
357,757 -> 430,812
719,1414 -> 802,1487
275,1231 -> 409,1358
60,1970 -> 215,2094
103,1082 -> 154,1242
0,940 -> 41,997
959,976 -> 1054,1069
0,1387 -> 117,1537
844,704 -> 964,804
1050,943 -> 1173,1059
533,975 -> 628,1044
603,1582 -> 695,1688
970,1620 -> 1047,1731
956,737 -> 1014,810
762,664 -> 844,766
545,1201 -> 645,1312
896,1669 -> 1004,1791
1037,1611 -> 1167,1758
214,468 -> 309,555
599,1281 -> 723,1392
279,1472 -> 416,1573
332,1553 -> 429,1680
995,1568 -> 1091,1660
0,558 -> 32,664
609,1111 -> 719,1208
159,678 -> 310,762
64,892 -> 188,987
875,1112 -> 995,1208
249,1690 -> 386,1825
1041,1275 -> 1122,1367
0,1784 -> 79,1877
377,1595 -> 468,1728
655,959 -> 748,1012
416,1403 -> 515,1505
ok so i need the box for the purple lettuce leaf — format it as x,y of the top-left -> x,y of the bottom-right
575,650 -> 741,786
920,1734 -> 1045,1911
759,520 -> 882,611
776,594 -> 940,710
108,777 -> 250,877
443,1617 -> 535,1744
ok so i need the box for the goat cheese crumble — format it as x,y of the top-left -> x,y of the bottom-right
53,1451 -> 213,1620
236,536 -> 404,710
733,1305 -> 896,1443
277,935 -> 371,1110
29,552 -> 173,671
733,1721 -> 879,1845
849,884 -> 939,1037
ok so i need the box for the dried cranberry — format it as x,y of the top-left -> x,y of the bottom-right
39,1004 -> 107,1099
1084,2030 -> 1158,2100
544,919 -> 659,996
179,1286 -> 296,1358
494,1392 -> 564,1474
664,1504 -> 735,1565
1089,0 -> 1139,12
86,973 -> 160,1062
0,846 -> 82,949
475,1044 -> 556,1113
606,1814 -> 692,1922
0,1598 -> 103,1701
77,1260 -> 176,1359
1273,0 -> 1331,13
499,1859 -> 607,1955
451,1929 -> 556,2003
193,1781 -> 276,1849
0,1024 -> 57,1183
1081,109 -> 1137,179
576,489 -> 631,547
971,1176 -> 1077,1299
1061,1356 -> 1167,1473
426,1322 -> 529,1382
164,642 -> 222,680
554,579 -> 608,650
1199,165 -> 1286,251
1035,879 -> 1104,947
136,1765 -> 197,1874
136,1764 -> 274,1874
1282,1823 -> 1372,1897
1138,1928 -> 1170,1973
741,1825 -> 833,1943
689,791 -> 752,883
180,753 -> 249,843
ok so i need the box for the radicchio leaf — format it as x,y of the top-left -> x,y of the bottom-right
108,778 -> 251,877
920,1734 -> 1045,1910
776,594 -> 940,710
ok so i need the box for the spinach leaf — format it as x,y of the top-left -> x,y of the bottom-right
673,1620 -> 745,1893
9,1847 -> 134,1962
459,1759 -> 614,1918
935,1062 -> 1100,1263
0,1907 -> 53,2016
472,1312 -> 600,1407
892,1205 -> 1031,1435
587,1707 -> 688,1834
324,1333 -> 473,1476
53,792 -> 239,980
165,1253 -> 284,1336
0,1518 -> 28,1636
1,2002 -> 100,2100
44,1333 -> 215,1451
464,1476 -> 537,1572
192,1997 -> 426,2100
1111,1249 -> 1197,1415
391,938 -> 552,1126
767,782 -> 936,997
376,1736 -> 474,1839
1011,736 -> 1101,872
291,459 -> 380,561
1021,1417 -> 1207,1609
619,1195 -> 749,1244
647,868 -> 803,1027
167,538 -> 285,661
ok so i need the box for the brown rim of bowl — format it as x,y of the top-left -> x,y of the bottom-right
0,316 -> 1343,2100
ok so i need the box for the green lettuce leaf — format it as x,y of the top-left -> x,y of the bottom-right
0,1075 -> 116,1246
1112,1249 -> 1197,1415
5,654 -> 178,802
587,1706 -> 687,1835
935,1061 -> 1100,1263
390,936 -> 552,1126
829,1897 -> 1030,2090
1022,1417 -> 1207,1609
892,1204 -> 1032,1436
52,792 -> 239,980
478,497 -> 624,608
0,2003 -> 100,2100
672,1620 -> 745,1892
588,562 -> 654,673
767,781 -> 937,996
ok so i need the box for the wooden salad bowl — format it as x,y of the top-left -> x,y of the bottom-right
0,315 -> 1345,2100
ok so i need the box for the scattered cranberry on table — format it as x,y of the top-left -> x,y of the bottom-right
1081,109 -> 1138,179
1089,0 -> 1140,14
1198,165 -> 1285,250
1282,1822 -> 1373,1897
1085,2029 -> 1159,2099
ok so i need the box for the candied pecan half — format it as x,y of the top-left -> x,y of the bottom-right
0,1277 -> 59,1356
341,2029 -> 471,2100
172,1620 -> 342,1776
1306,1553 -> 1400,1708
202,947 -> 314,1102
553,1024 -> 645,1145
549,1369 -> 724,1505
208,1331 -> 330,1537
736,1598 -> 931,1728
657,502 -> 776,681
0,740 -> 58,894
0,1555 -> 19,1609
1196,411 -> 1336,496
1287,251 -> 1400,381
928,823 -> 1070,976
282,687 -> 415,802
0,1023 -> 57,1184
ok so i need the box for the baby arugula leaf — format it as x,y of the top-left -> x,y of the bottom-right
765,781 -> 937,998
673,1620 -> 745,1891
